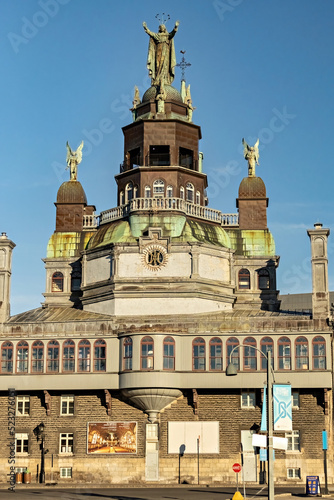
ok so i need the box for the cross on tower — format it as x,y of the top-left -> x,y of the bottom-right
176,50 -> 191,81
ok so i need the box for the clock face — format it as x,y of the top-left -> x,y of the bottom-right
142,244 -> 168,271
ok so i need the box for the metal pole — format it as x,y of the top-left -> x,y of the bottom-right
323,449 -> 329,494
40,436 -> 45,483
197,436 -> 200,485
267,350 -> 274,500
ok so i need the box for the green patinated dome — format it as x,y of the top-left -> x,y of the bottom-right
142,85 -> 183,103
86,216 -> 231,250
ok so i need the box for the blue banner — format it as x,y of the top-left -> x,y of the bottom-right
261,387 -> 267,432
323,430 -> 328,450
273,385 -> 292,431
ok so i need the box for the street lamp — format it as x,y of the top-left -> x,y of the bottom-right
226,345 -> 274,500
36,422 -> 45,483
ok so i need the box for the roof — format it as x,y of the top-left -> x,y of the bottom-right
56,180 -> 87,204
7,307 -> 114,324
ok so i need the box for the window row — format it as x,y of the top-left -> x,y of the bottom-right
16,432 -> 74,455
238,268 -> 271,290
120,180 -> 201,204
51,270 -> 81,293
16,395 -> 75,417
1,339 -> 106,374
123,335 -> 327,371
240,389 -> 300,409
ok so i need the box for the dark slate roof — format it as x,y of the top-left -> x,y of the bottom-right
7,307 -> 114,324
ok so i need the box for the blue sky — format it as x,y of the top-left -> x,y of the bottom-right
0,0 -> 333,315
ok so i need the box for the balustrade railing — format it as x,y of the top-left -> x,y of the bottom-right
83,214 -> 98,228
98,197 -> 238,227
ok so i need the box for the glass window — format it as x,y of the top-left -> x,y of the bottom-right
31,340 -> 44,373
238,269 -> 250,289
47,340 -> 59,372
60,467 -> 72,478
209,337 -> 222,371
258,268 -> 270,289
292,390 -> 299,408
144,185 -> 151,198
150,145 -> 170,166
227,337 -> 239,370
179,147 -> 193,169
180,186 -> 185,200
1,341 -> 13,373
16,341 -> 29,373
278,337 -> 291,370
16,396 -> 30,416
241,390 -> 256,408
287,468 -> 301,479
193,337 -> 205,371
63,340 -> 75,372
286,430 -> 300,452
196,191 -> 200,204
260,337 -> 273,370
59,433 -> 74,454
295,337 -> 309,370
313,336 -> 326,369
153,179 -> 165,197
123,337 -> 132,370
141,336 -> 154,370
186,183 -> 194,202
52,272 -> 64,292
78,339 -> 91,372
71,270 -> 81,291
15,433 -> 29,454
163,336 -> 175,370
125,182 -> 133,202
94,340 -> 106,372
244,337 -> 257,370
61,395 -> 74,416
166,185 -> 173,198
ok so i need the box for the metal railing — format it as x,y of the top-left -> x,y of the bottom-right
99,197 -> 239,227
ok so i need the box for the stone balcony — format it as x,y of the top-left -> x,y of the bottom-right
99,197 -> 239,227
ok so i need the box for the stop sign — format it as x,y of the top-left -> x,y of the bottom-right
232,463 -> 242,473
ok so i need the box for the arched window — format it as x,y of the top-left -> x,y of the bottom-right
78,339 -> 91,372
63,339 -> 75,372
94,340 -> 106,372
226,337 -> 239,370
133,186 -> 138,199
238,269 -> 250,289
295,336 -> 309,370
186,182 -> 194,202
278,337 -> 291,370
196,191 -> 200,205
47,340 -> 59,372
32,340 -> 44,373
209,337 -> 222,371
141,336 -> 154,369
258,268 -> 270,289
123,337 -> 133,370
260,337 -> 274,370
180,186 -> 185,200
153,179 -> 164,197
166,185 -> 173,198
313,336 -> 326,369
144,185 -> 151,198
120,191 -> 125,205
193,337 -> 205,371
244,337 -> 257,370
125,182 -> 133,202
1,341 -> 13,373
163,336 -> 175,370
52,272 -> 64,292
16,341 -> 29,373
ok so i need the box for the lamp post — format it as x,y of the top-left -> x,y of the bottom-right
36,422 -> 45,483
226,345 -> 274,500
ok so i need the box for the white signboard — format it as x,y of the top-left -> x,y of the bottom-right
168,421 -> 219,454
273,385 -> 292,431
252,434 -> 288,451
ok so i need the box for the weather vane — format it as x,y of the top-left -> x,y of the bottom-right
155,13 -> 170,24
176,50 -> 191,81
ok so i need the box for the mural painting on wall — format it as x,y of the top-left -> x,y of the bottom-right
87,422 -> 137,454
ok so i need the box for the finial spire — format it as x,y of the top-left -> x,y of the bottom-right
155,13 -> 170,25
176,50 -> 191,81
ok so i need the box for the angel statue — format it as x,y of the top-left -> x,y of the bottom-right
66,141 -> 84,181
143,19 -> 179,87
242,138 -> 260,177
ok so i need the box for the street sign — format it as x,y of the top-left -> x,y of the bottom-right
232,463 -> 242,473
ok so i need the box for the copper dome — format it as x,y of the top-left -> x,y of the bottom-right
142,85 -> 183,103
56,181 -> 87,204
238,177 -> 266,198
